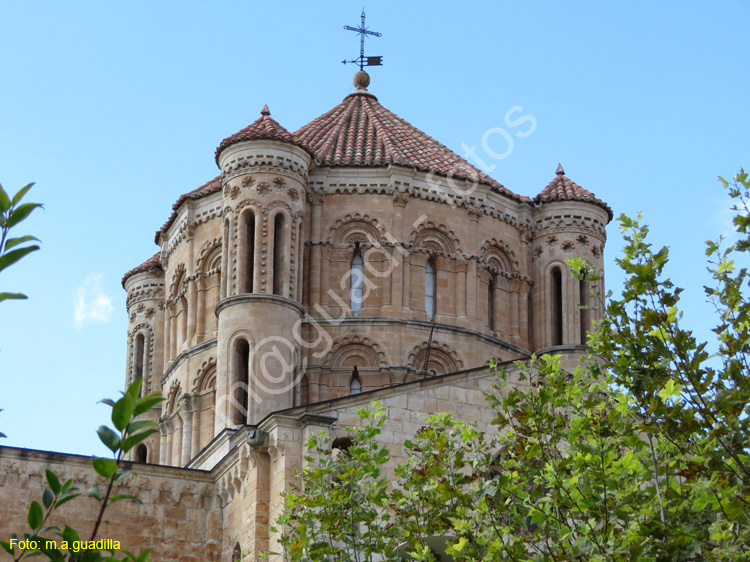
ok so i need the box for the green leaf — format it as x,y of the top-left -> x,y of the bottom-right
27,500 -> 43,529
112,393 -> 135,431
11,183 -> 35,206
45,470 -> 62,494
126,378 -> 142,401
0,184 -> 10,213
92,457 -> 118,478
87,484 -> 104,502
42,487 -> 54,509
0,292 -> 28,302
97,425 -> 121,453
54,493 -> 81,509
132,393 -> 164,417
0,245 -> 40,274
127,420 -> 154,434
121,428 -> 159,453
4,235 -> 40,251
109,494 -> 141,504
5,202 -> 43,228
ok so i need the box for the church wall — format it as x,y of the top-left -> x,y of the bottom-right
0,447 -> 221,561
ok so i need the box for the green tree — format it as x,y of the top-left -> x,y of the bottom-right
0,181 -> 42,302
274,170 -> 750,562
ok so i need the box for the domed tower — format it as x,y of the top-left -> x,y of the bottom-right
121,253 -> 166,463
530,165 -> 612,363
213,105 -> 312,430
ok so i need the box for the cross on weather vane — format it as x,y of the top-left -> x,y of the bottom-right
341,9 -> 383,71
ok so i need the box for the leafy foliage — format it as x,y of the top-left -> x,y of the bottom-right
274,171 -> 750,562
0,181 -> 42,303
1,379 -> 162,562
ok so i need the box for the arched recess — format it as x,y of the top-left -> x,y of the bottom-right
407,340 -> 464,377
322,335 -> 388,396
328,213 -> 384,246
165,381 -> 183,466
543,262 -> 568,347
168,265 -> 189,359
136,444 -> 148,463
409,221 -> 460,255
192,357 -> 218,453
267,206 -> 293,298
196,240 -> 222,341
128,323 -> 155,394
482,240 -> 521,338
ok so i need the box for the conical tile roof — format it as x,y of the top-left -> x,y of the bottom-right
215,105 -> 311,164
294,89 -> 524,202
122,252 -> 163,287
534,164 -> 613,221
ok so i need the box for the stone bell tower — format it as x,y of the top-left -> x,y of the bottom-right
530,164 -> 611,363
213,105 -> 312,430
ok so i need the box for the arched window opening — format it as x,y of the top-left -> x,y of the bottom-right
222,218 -> 230,298
332,436 -> 355,455
580,278 -> 589,345
488,275 -> 496,331
300,375 -> 309,405
134,333 -> 145,383
273,214 -> 285,296
350,365 -> 362,395
232,543 -> 242,562
136,444 -> 147,463
552,267 -> 563,346
425,259 -> 436,320
350,249 -> 364,317
233,340 -> 250,425
244,213 -> 255,293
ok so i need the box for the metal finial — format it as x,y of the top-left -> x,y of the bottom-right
556,163 -> 565,176
342,10 -> 383,71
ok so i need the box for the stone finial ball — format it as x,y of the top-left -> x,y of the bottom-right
353,70 -> 370,89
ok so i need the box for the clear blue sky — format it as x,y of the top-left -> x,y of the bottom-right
1,1 -> 747,456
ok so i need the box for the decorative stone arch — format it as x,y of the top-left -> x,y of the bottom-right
169,263 -> 187,299
165,381 -> 183,416
480,238 -> 519,274
319,335 -> 389,396
323,335 -> 389,368
409,221 -> 460,255
127,322 -> 155,393
328,213 -> 384,246
543,260 -> 571,347
266,205 -> 294,297
407,340 -> 464,376
196,238 -> 222,273
192,357 -> 218,393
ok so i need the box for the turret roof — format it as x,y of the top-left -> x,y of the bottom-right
214,105 -> 312,164
534,164 -> 613,222
122,252 -> 163,288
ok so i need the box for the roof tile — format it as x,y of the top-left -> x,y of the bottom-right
534,167 -> 613,222
122,252 -> 162,287
214,106 -> 311,164
294,91 -> 525,202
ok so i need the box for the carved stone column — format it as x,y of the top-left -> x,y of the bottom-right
455,261 -> 468,319
308,191 -> 324,309
179,394 -> 194,466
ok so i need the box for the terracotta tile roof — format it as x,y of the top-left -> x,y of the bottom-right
294,90 -> 525,202
534,165 -> 613,222
155,175 -> 222,244
122,252 -> 162,287
214,105 -> 312,164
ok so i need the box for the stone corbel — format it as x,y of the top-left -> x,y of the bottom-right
158,416 -> 172,435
